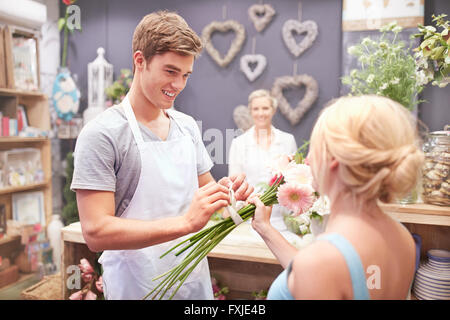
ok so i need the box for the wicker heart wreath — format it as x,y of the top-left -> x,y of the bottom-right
240,54 -> 267,82
233,105 -> 253,131
248,4 -> 276,32
271,74 -> 319,126
282,19 -> 318,57
202,20 -> 246,68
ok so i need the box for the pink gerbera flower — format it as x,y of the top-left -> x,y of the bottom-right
277,183 -> 315,216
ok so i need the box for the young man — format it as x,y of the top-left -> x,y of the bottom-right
71,11 -> 253,300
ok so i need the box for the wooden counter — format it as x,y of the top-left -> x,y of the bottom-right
60,221 -> 282,299
60,203 -> 450,299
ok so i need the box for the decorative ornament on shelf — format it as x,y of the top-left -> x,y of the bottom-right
202,5 -> 246,68
240,37 -> 267,82
282,2 -> 318,58
233,104 -> 253,131
83,47 -> 114,125
51,67 -> 80,122
248,3 -> 276,33
271,64 -> 319,126
412,14 -> 450,88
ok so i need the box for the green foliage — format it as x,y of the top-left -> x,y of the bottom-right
105,69 -> 133,104
294,140 -> 310,164
412,14 -> 450,87
62,152 -> 79,226
342,22 -> 425,111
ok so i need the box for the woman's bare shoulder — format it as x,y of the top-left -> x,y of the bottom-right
289,238 -> 352,299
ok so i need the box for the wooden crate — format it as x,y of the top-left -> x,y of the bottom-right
61,223 -> 97,300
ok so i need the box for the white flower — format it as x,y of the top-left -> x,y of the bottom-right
347,45 -> 358,55
366,74 -> 375,83
266,154 -> 292,175
390,77 -> 400,85
392,25 -> 403,33
310,196 -> 331,216
415,70 -> 431,86
362,37 -> 372,46
380,83 -> 388,90
299,224 -> 309,235
283,163 -> 314,186
297,214 -> 311,226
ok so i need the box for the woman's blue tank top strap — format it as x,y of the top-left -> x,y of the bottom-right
317,233 -> 370,300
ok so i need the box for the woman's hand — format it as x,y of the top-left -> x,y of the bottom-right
247,195 -> 273,235
218,173 -> 254,201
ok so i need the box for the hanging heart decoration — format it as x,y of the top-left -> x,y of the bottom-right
202,20 -> 246,68
271,74 -> 319,126
248,4 -> 276,32
233,105 -> 253,131
240,54 -> 267,82
282,19 -> 318,57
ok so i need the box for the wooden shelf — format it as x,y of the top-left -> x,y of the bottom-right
0,181 -> 50,195
0,88 -> 52,228
380,203 -> 450,226
0,234 -> 20,245
0,137 -> 49,143
0,88 -> 46,98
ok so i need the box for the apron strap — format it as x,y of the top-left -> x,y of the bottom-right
123,95 -> 195,146
123,95 -> 145,146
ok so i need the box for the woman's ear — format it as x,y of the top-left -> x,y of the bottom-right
330,158 -> 339,171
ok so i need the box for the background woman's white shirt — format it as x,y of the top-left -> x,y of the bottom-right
228,125 -> 297,231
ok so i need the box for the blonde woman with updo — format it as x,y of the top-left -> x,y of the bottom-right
229,89 -> 297,231
248,95 -> 423,300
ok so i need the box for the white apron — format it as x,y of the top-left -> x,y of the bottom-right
98,96 -> 213,300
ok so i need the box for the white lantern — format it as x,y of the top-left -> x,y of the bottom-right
84,47 -> 113,125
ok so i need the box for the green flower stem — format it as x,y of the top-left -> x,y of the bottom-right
61,9 -> 69,68
168,226 -> 234,300
146,177 -> 284,299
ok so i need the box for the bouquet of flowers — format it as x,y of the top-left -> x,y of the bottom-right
68,258 -> 103,300
144,143 -> 329,300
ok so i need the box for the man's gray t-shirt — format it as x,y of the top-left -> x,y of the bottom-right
70,103 -> 213,217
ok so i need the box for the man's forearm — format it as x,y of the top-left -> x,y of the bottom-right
82,214 -> 192,252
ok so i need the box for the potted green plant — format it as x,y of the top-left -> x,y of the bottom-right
412,14 -> 450,88
342,21 -> 425,112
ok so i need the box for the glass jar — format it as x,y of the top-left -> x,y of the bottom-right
422,127 -> 450,206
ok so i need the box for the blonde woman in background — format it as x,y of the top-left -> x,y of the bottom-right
229,89 -> 297,231
249,95 -> 423,299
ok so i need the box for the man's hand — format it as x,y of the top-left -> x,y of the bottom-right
183,181 -> 230,233
218,173 -> 254,201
